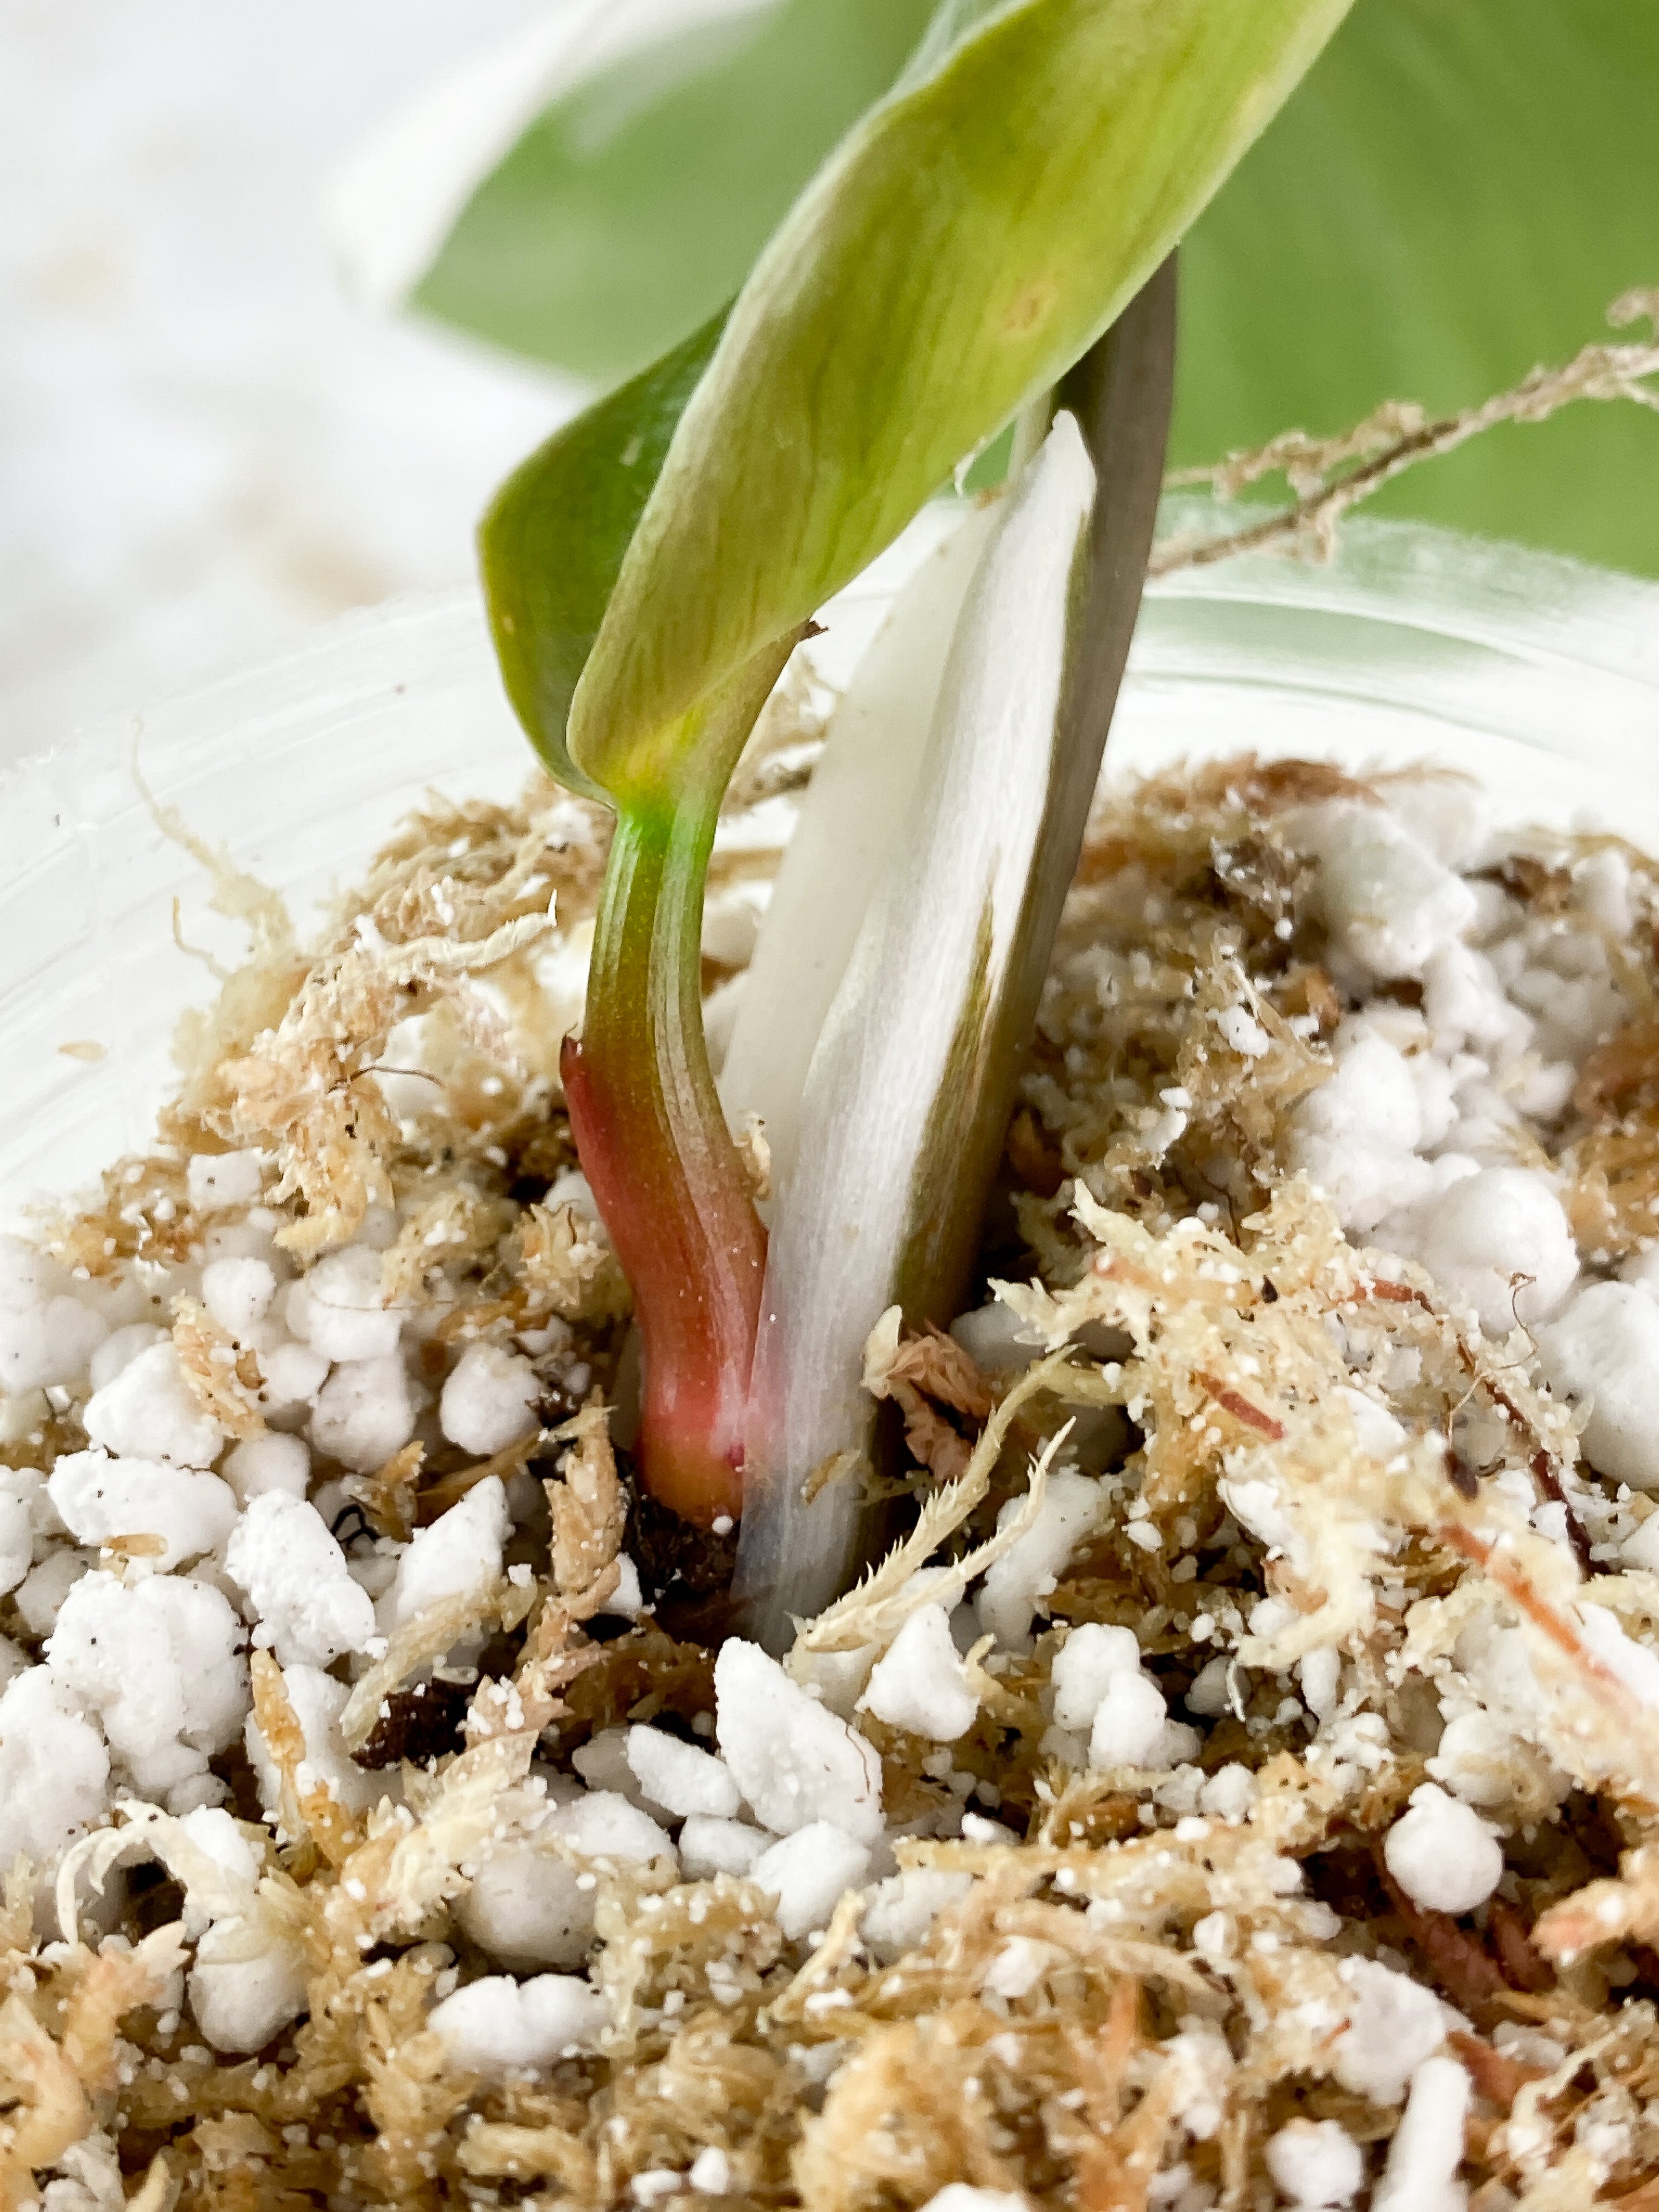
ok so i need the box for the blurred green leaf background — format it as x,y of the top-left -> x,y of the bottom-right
411,0 -> 1659,575
415,0 -> 940,386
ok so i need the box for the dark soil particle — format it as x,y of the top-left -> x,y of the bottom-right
356,1676 -> 474,1770
619,1456 -> 746,1641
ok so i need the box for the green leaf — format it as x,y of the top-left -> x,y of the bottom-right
414,0 -> 941,388
425,0 -> 1659,576
477,305 -> 726,794
570,0 -> 1354,802
1174,0 -> 1659,576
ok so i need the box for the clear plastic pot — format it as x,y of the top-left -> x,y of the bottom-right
4,517 -> 1658,1227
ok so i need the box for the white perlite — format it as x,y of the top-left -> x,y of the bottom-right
0,1474 -> 35,1596
544,1790 -> 676,1872
860,1869 -> 974,1964
1383,1785 -> 1503,1916
48,1451 -> 238,1571
625,1724 -> 741,1819
0,1235 -> 107,1392
688,2148 -> 732,2195
1295,799 -> 1477,980
1264,2117 -> 1365,2208
1427,1710 -> 1521,1810
223,1430 -> 310,1504
1535,1281 -> 1659,1489
571,1726 -> 652,1806
949,1299 -> 1042,1373
310,1353 -> 417,1472
82,1341 -> 226,1467
917,2191 -> 1029,2212
857,1603 -> 978,1741
1088,1668 -> 1171,1770
88,1323 -> 167,1396
256,1335 -> 330,1419
714,1639 -> 883,1842
187,1152 -> 267,1211
225,1493 -> 376,1667
156,1804 -> 310,2053
1371,2056 -> 1471,2212
287,1246 -> 403,1363
678,1816 -> 770,1882
45,1570 -> 247,1799
190,1920 -> 309,2056
1050,1622 -> 1143,1732
977,1468 -> 1107,1648
0,1666 -> 110,1867
457,1844 -> 594,1971
427,1973 -> 610,2076
245,1664 -> 377,1822
201,1255 -> 278,1339
1331,1957 -> 1447,2105
1386,1166 -> 1578,1338
1046,1620 -> 1194,1773
14,1550 -> 93,1639
750,1822 -> 872,1940
439,1339 -> 541,1456
387,1476 -> 509,1624
1286,1029 -> 1434,1235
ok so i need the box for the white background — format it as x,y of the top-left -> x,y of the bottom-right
0,0 -> 576,763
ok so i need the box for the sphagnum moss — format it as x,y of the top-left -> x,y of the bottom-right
7,749 -> 1659,2208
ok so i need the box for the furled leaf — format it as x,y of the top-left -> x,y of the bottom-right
413,0 -> 941,388
734,416 -> 1098,1638
479,307 -> 726,794
417,0 -> 1659,574
570,0 -> 1352,800
733,273 -> 1173,1642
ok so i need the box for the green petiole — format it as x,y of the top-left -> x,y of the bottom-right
555,640 -> 794,1529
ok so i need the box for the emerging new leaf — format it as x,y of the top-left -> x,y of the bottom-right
734,265 -> 1175,1641
734,415 -> 1095,1637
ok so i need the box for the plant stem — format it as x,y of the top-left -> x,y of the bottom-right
559,644 -> 793,1527
562,799 -> 762,1527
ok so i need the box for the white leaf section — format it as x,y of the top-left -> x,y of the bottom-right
719,500 -> 999,1207
328,0 -> 776,311
735,415 -> 1094,1645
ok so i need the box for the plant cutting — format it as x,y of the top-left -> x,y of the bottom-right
8,2 -> 1659,2205
480,0 -> 1350,1589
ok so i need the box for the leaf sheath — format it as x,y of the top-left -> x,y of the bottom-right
734,267 -> 1175,1642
